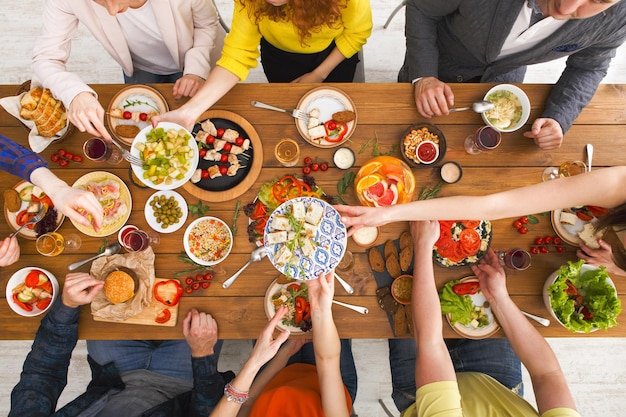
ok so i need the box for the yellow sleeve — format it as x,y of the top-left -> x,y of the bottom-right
216,3 -> 261,81
410,381 -> 463,417
335,0 -> 373,58
541,408 -> 582,417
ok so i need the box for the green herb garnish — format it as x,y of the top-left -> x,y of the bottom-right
418,181 -> 443,200
188,200 -> 210,218
231,200 -> 241,235
122,98 -> 160,113
337,171 -> 357,204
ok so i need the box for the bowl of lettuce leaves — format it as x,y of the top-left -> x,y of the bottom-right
543,260 -> 621,333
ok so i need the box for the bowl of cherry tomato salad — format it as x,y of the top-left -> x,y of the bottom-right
6,267 -> 58,317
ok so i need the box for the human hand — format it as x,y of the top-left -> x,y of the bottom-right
410,220 -> 440,250
292,72 -> 325,83
46,184 -> 104,232
335,204 -> 387,234
62,272 -> 104,308
183,308 -> 219,357
414,77 -> 454,118
307,271 -> 334,313
173,74 -> 205,99
523,118 -> 563,150
283,338 -> 310,357
470,249 -> 509,303
151,108 -> 197,133
0,237 -> 20,267
577,240 -> 626,276
67,92 -> 111,141
248,306 -> 291,369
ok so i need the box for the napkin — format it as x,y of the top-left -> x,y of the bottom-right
0,80 -> 70,153
90,246 -> 156,321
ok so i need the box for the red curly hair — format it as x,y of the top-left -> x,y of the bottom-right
239,0 -> 346,46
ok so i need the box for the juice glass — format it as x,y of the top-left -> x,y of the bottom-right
274,138 -> 300,167
36,232 -> 65,257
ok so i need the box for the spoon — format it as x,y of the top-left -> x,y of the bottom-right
68,243 -> 121,271
586,143 -> 594,172
521,311 -> 550,327
222,247 -> 268,289
332,299 -> 368,315
449,100 -> 494,113
334,272 -> 354,294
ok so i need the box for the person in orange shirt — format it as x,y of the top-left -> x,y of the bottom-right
208,271 -> 357,417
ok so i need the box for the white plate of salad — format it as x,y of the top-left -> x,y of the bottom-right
440,277 -> 500,339
264,278 -> 312,334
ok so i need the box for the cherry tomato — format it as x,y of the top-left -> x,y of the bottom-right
123,111 -> 132,120
65,152 -> 74,159
50,154 -> 59,162
530,247 -> 540,255
534,237 -> 544,245
518,226 -> 528,234
196,274 -> 203,281
302,166 -> 311,175
223,143 -> 233,152
311,162 -> 319,172
519,216 -> 528,224
201,169 -> 209,179
57,149 -> 66,156
556,246 -> 566,252
319,162 -> 329,171
185,277 -> 194,285
203,272 -> 213,281
216,127 -> 225,138
185,286 -> 193,294
553,237 -> 562,245
544,236 -> 553,245
139,112 -> 148,122
199,148 -> 207,158
326,120 -> 337,130
220,153 -> 229,163
192,282 -> 200,291
235,137 -> 244,146
219,166 -> 228,176
513,220 -> 523,229
58,159 -> 69,167
540,246 -> 549,253
303,156 -> 313,165
201,281 -> 210,289
206,135 -> 215,145
73,155 -> 83,163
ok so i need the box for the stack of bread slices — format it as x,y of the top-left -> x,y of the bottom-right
19,87 -> 67,137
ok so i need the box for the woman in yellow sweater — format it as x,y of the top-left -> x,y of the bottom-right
153,0 -> 372,130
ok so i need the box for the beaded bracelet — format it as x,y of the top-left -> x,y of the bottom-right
224,382 -> 249,404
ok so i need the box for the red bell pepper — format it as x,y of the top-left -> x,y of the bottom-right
324,120 -> 348,143
155,308 -> 172,324
154,280 -> 183,306
249,200 -> 267,220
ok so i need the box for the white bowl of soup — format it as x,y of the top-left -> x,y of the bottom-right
481,84 -> 531,132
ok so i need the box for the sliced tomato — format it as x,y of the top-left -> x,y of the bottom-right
435,236 -> 457,259
461,220 -> 481,229
564,279 -> 578,295
438,221 -> 455,230
12,293 -> 33,312
155,309 -> 172,324
452,282 -> 480,296
448,244 -> 468,263
576,211 -> 593,221
25,270 -> 41,288
286,283 -> 301,293
39,281 -> 53,293
459,228 -> 481,256
250,201 -> 268,220
586,205 -> 608,218
35,298 -> 52,310
16,210 -> 33,226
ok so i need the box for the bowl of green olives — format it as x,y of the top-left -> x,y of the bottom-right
144,190 -> 188,233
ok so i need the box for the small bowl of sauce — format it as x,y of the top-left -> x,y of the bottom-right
440,161 -> 463,184
351,226 -> 379,247
391,274 -> 413,305
415,140 -> 439,165
333,147 -> 356,170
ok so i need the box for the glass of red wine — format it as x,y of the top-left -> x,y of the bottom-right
496,248 -> 531,271
83,138 -> 123,165
123,229 -> 160,252
464,126 -> 502,155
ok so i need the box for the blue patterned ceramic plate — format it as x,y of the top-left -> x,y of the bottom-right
264,197 -> 347,280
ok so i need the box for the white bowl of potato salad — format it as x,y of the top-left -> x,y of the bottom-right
131,122 -> 199,190
183,216 -> 233,266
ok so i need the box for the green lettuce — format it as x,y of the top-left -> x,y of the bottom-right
548,260 -> 621,333
440,280 -> 475,326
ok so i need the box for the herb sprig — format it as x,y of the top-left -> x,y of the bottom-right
359,132 -> 397,156
122,98 -> 160,113
174,252 -> 214,277
231,200 -> 241,235
337,171 -> 356,204
418,181 -> 444,200
188,200 -> 210,218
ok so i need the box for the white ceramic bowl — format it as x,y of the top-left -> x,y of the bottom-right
183,216 -> 233,266
130,122 -> 199,190
144,190 -> 188,233
543,263 -> 617,333
6,267 -> 59,317
482,84 -> 531,132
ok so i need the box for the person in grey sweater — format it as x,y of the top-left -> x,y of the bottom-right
399,0 -> 626,150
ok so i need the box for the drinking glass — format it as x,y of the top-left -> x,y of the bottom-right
274,138 -> 300,167
63,233 -> 82,251
496,248 -> 531,271
36,232 -> 65,257
336,250 -> 355,272
83,137 -> 123,165
464,126 -> 502,154
541,160 -> 587,182
123,230 -> 160,252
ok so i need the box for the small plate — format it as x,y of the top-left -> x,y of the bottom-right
264,197 -> 347,280
433,220 -> 492,269
400,122 -> 447,168
551,208 -> 600,247
264,278 -> 311,334
6,267 -> 59,317
183,216 -> 233,266
144,190 -> 188,233
445,277 -> 500,339
183,110 -> 263,202
130,122 -> 199,190
71,172 -> 132,237
295,86 -> 357,148
4,180 -> 64,240
106,85 -> 169,145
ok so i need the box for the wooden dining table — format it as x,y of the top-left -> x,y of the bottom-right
1,82 -> 625,340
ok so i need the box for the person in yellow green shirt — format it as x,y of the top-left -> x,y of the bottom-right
153,0 -> 372,131
392,220 -> 579,417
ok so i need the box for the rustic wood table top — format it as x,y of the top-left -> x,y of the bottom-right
1,82 -> 625,339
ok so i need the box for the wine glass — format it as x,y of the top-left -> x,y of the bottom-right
542,160 -> 587,182
63,233 -> 82,251
495,248 -> 531,271
463,126 -> 502,154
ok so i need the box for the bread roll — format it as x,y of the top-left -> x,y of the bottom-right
103,270 -> 135,304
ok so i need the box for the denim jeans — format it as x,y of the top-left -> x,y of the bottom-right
286,339 -> 358,404
123,69 -> 183,85
388,338 -> 522,413
87,340 -> 223,382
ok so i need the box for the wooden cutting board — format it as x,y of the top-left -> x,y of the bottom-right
93,278 -> 179,327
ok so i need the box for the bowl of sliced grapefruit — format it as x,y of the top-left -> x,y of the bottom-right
354,156 -> 416,207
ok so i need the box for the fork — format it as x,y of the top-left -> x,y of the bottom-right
10,205 -> 45,238
109,139 -> 143,166
250,100 -> 309,121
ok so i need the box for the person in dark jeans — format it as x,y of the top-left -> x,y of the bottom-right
9,272 -> 232,417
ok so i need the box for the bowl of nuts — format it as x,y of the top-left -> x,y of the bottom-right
400,122 -> 446,168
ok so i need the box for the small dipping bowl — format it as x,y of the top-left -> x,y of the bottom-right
415,140 -> 440,165
351,226 -> 380,247
440,161 -> 463,184
333,147 -> 356,170
391,274 -> 413,305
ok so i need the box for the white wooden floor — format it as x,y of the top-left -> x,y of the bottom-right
1,1 -> 626,415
